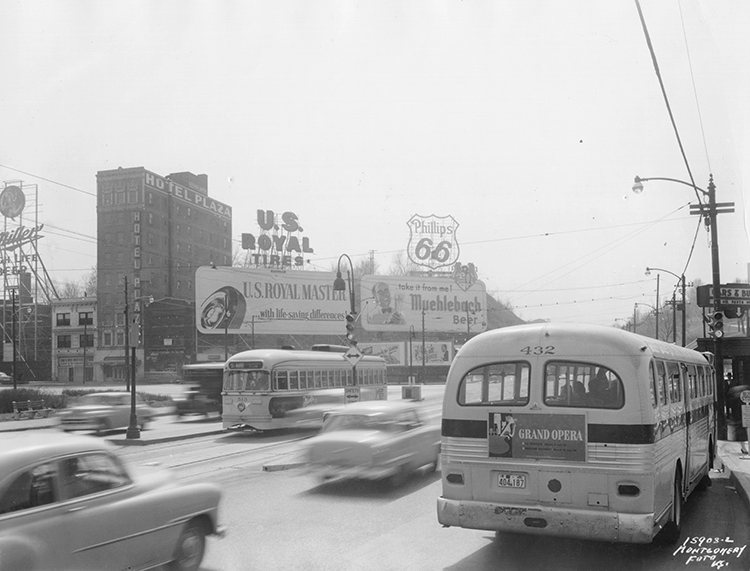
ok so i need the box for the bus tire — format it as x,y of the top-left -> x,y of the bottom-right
658,471 -> 683,544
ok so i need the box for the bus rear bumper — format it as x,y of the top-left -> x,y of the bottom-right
436,497 -> 655,543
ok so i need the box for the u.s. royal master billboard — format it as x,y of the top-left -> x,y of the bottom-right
196,267 -> 487,336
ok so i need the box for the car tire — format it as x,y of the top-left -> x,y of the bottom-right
388,464 -> 409,488
95,419 -> 110,435
168,521 -> 206,571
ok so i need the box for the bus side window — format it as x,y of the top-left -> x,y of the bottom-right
655,360 -> 667,405
666,362 -> 681,402
276,371 -> 288,391
687,365 -> 698,399
289,370 -> 299,391
648,361 -> 658,408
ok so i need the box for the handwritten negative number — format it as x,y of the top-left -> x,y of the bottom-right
521,346 -> 555,355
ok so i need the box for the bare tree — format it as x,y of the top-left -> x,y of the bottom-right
57,279 -> 82,299
388,251 -> 419,276
82,267 -> 97,296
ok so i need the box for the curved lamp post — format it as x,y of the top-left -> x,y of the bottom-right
126,295 -> 154,440
633,174 -> 732,438
333,254 -> 356,317
646,267 -> 686,347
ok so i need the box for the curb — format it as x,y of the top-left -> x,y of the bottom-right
717,440 -> 750,513
110,428 -> 227,446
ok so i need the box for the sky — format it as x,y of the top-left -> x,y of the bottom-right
1,0 -> 748,327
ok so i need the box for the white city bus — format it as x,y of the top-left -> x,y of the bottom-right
222,346 -> 388,431
437,323 -> 716,544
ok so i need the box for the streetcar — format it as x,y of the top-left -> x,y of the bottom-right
437,322 -> 716,544
222,346 -> 388,431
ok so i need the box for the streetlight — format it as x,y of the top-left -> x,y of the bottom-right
333,254 -> 358,391
633,174 -> 734,438
223,292 -> 232,361
646,267 -> 686,347
333,254 -> 356,317
408,325 -> 416,385
126,295 -> 153,440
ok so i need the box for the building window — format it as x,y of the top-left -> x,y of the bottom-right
78,312 -> 93,326
176,281 -> 182,291
56,313 -> 70,326
148,192 -> 153,205
128,190 -> 138,203
102,193 -> 113,206
148,213 -> 154,225
116,331 -> 124,346
187,207 -> 192,217
116,312 -> 125,326
57,335 -> 72,349
116,192 -> 125,205
103,331 -> 112,346
79,334 -> 94,348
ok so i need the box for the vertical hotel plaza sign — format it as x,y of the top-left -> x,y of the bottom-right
407,214 -> 460,270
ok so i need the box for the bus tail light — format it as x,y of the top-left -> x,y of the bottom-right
618,484 -> 641,497
446,473 -> 464,485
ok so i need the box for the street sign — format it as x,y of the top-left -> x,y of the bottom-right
343,346 -> 364,367
740,390 -> 750,405
696,284 -> 750,307
345,387 -> 361,403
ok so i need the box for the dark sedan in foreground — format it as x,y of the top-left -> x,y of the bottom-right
0,431 -> 224,571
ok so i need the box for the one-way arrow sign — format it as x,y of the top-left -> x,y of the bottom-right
343,346 -> 364,367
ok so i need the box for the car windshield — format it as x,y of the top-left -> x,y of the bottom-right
322,413 -> 394,433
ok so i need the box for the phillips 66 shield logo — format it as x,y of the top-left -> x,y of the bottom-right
407,214 -> 460,270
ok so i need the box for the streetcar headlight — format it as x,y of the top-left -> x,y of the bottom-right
237,403 -> 246,412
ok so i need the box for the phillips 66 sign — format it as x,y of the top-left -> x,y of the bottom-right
407,214 -> 460,270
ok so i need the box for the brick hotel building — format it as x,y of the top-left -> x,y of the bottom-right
94,167 -> 232,382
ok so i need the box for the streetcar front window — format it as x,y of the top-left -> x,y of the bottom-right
223,370 -> 271,391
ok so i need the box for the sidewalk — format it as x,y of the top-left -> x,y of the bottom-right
717,439 -> 750,510
0,413 -> 226,446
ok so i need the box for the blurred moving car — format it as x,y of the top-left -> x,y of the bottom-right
174,385 -> 221,417
57,392 -> 154,434
0,372 -> 12,385
283,388 -> 347,428
306,400 -> 441,487
0,431 -> 224,571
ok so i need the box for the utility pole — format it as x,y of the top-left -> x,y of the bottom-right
124,277 -> 130,391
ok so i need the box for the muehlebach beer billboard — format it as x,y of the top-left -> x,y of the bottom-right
195,266 -> 348,335
359,275 -> 487,333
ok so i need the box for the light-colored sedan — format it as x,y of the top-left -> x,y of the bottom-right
0,431 -> 224,571
306,400 -> 441,487
57,392 -> 154,434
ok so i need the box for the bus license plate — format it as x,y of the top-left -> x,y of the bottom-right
497,473 -> 526,489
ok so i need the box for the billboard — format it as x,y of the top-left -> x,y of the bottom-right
359,275 -> 486,333
196,266 -> 348,335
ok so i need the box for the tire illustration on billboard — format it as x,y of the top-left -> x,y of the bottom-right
200,286 -> 246,330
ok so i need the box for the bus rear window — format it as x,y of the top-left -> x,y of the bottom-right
458,362 -> 530,406
544,362 -> 623,409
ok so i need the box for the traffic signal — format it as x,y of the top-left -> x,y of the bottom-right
707,311 -> 724,338
345,312 -> 357,345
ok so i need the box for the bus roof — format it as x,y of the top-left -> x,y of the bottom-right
457,322 -> 710,364
182,362 -> 226,370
